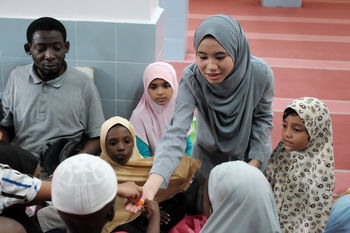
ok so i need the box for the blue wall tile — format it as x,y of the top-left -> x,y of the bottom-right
0,61 -> 3,94
62,21 -> 77,61
159,0 -> 188,60
76,60 -> 115,99
116,23 -> 156,63
76,21 -> 115,61
116,62 -> 148,101
115,100 -> 138,119
0,57 -> 32,86
155,12 -> 164,61
101,99 -> 116,119
164,38 -> 186,60
0,18 -> 31,58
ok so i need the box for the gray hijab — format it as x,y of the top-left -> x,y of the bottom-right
201,161 -> 281,233
183,14 -> 259,154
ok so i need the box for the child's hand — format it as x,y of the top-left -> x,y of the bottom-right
143,199 -> 160,220
160,208 -> 170,225
118,181 -> 142,200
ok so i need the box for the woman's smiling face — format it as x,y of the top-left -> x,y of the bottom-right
196,36 -> 234,84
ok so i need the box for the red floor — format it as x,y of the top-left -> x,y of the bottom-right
169,0 -> 350,194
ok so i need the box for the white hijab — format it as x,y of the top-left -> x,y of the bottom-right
201,161 -> 281,233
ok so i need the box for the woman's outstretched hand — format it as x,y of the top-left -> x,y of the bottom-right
125,173 -> 164,213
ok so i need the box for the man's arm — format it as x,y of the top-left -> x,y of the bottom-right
79,137 -> 100,155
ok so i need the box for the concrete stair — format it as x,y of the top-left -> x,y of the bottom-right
167,0 -> 350,195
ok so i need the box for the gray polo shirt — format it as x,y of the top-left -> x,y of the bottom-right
1,64 -> 105,157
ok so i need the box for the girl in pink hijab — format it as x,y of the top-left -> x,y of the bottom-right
130,62 -> 192,157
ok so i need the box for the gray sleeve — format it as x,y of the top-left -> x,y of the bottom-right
1,70 -> 15,127
82,80 -> 105,138
248,64 -> 274,171
150,80 -> 196,187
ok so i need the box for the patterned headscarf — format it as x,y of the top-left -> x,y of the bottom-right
265,97 -> 334,233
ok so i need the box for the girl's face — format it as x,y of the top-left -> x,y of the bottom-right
147,78 -> 173,105
105,125 -> 134,165
282,115 -> 310,151
196,37 -> 234,84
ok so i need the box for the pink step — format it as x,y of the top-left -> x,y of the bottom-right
186,35 -> 350,61
190,0 -> 350,19
189,17 -> 350,37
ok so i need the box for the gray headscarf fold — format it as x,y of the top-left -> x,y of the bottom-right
183,14 -> 261,154
201,161 -> 281,233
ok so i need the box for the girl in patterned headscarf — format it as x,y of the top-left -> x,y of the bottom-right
265,97 -> 335,233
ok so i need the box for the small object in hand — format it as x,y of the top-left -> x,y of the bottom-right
134,200 -> 144,207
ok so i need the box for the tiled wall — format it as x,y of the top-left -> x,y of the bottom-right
0,13 -> 164,120
159,0 -> 188,60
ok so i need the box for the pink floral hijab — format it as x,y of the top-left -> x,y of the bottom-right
130,62 -> 178,155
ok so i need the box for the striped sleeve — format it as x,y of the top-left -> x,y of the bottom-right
0,163 -> 42,213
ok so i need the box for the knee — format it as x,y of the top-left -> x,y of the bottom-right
0,216 -> 27,233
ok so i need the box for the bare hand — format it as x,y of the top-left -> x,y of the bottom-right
144,199 -> 160,220
248,159 -> 261,168
118,181 -> 142,200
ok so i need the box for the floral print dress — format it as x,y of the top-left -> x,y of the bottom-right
265,97 -> 335,233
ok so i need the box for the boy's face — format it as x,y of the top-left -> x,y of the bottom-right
25,30 -> 69,81
282,115 -> 310,151
105,125 -> 134,165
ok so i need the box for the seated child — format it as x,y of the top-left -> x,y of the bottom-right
51,153 -> 160,233
99,116 -> 201,233
201,161 -> 281,233
323,194 -> 350,233
130,62 -> 192,157
265,97 -> 334,233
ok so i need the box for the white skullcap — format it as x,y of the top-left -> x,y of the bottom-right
52,153 -> 117,215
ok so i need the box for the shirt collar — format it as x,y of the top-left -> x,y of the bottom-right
29,63 -> 69,88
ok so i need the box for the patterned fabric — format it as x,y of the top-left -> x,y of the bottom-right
0,163 -> 41,214
265,97 -> 335,233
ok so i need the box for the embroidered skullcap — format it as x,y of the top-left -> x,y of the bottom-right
52,153 -> 117,215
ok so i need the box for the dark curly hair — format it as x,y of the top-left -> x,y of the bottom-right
26,17 -> 67,43
283,107 -> 298,120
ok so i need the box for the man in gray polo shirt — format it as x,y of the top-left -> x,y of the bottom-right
0,17 -> 105,164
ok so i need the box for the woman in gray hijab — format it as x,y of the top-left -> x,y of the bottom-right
201,161 -> 281,233
128,14 -> 274,214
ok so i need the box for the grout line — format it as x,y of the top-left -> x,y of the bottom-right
172,55 -> 350,71
188,31 -> 350,43
335,169 -> 350,173
274,97 -> 350,104
188,14 -> 350,25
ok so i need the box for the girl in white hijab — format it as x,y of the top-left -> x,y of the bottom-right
134,14 -> 275,214
265,97 -> 335,233
201,161 -> 281,233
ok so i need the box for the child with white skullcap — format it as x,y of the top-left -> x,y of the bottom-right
52,154 -> 143,233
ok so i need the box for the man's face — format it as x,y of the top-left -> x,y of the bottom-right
26,30 -> 69,81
